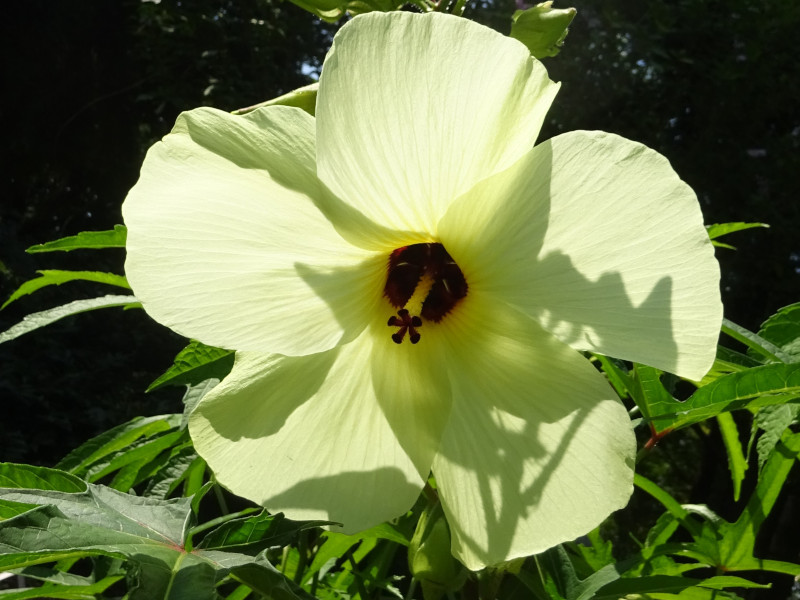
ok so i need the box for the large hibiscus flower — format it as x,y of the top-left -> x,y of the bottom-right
122,12 -> 721,569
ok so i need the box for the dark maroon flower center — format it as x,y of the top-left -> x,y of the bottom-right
384,243 -> 468,344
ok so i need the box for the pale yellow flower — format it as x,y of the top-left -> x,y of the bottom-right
122,12 -> 721,569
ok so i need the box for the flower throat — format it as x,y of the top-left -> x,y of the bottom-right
384,243 -> 468,344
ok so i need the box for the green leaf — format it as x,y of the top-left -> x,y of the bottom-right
0,479 -> 312,599
697,346 -> 763,386
56,414 -> 181,475
197,511 -> 327,555
25,225 -> 127,253
510,2 -> 577,59
722,318 -> 792,364
716,413 -> 747,501
630,364 -> 673,422
148,341 -> 235,392
757,302 -> 800,362
536,545 -> 622,600
0,295 -> 140,345
0,464 -> 86,493
648,363 -> 800,433
143,447 -> 203,499
754,404 -> 800,470
593,354 -> 632,399
634,474 -> 702,538
722,432 -> 800,567
2,270 -> 130,309
706,221 -> 768,245
83,430 -> 186,486
0,575 -> 124,599
595,574 -> 766,599
574,528 -> 614,571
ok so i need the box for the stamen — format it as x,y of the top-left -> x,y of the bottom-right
384,243 -> 468,344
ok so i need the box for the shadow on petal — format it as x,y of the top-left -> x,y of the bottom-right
195,350 -> 339,442
263,467 -> 424,533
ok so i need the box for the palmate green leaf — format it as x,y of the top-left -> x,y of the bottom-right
147,341 -> 235,392
510,2 -> 577,59
636,436 -> 800,577
757,302 -> 800,362
721,432 -> 800,569
647,363 -> 800,433
0,465 -> 314,600
0,295 -> 139,345
1,270 -> 130,310
25,225 -> 127,253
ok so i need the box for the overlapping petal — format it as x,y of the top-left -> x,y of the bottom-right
189,312 -> 453,529
124,106 -> 382,356
316,11 -> 560,235
431,295 -> 636,570
189,343 -> 421,530
438,130 -> 722,380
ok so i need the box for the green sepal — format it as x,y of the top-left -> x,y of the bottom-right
408,502 -> 467,599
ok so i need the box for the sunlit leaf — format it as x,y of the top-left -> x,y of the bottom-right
197,511 -> 328,555
56,415 -> 181,475
648,363 -> 800,433
147,340 -> 234,392
0,468 -> 314,599
0,295 -> 140,345
706,222 -> 768,247
716,413 -> 747,501
25,225 -> 127,253
722,318 -> 792,364
722,432 -> 800,568
754,404 -> 800,470
757,302 -> 800,362
2,270 -> 130,309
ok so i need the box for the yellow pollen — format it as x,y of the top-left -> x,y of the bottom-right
403,272 -> 436,317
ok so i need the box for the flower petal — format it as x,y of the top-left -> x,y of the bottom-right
189,319 -> 452,530
438,131 -> 722,380
316,12 -> 559,235
431,296 -> 635,570
123,106 -> 380,356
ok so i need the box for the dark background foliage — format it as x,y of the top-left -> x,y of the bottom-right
1,0 -> 798,595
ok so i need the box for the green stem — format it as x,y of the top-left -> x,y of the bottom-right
451,0 -> 468,16
213,482 -> 230,515
404,578 -> 418,600
293,530 -> 310,584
